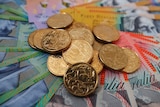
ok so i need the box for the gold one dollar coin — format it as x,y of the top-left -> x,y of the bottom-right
47,13 -> 73,29
28,30 -> 37,49
93,24 -> 120,43
62,40 -> 93,65
33,28 -> 54,50
47,55 -> 69,76
63,62 -> 98,97
42,29 -> 71,54
69,28 -> 94,45
91,50 -> 103,74
99,44 -> 128,70
122,48 -> 141,73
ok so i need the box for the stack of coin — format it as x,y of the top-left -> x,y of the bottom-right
28,12 -> 141,97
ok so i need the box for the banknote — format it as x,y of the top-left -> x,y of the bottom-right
0,53 -> 50,104
60,6 -> 123,29
96,69 -> 136,107
0,21 -> 36,52
0,73 -> 60,107
132,78 -> 160,107
26,0 -> 66,28
45,84 -> 98,107
0,1 -> 28,21
36,75 -> 63,107
0,51 -> 41,68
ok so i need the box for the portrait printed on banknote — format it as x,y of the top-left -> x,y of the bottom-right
133,81 -> 160,107
46,85 -> 97,107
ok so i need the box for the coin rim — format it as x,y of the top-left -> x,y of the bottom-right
47,12 -> 73,29
63,62 -> 98,97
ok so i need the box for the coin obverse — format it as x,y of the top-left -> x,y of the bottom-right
63,62 -> 98,97
62,40 -> 93,65
47,13 -> 73,29
33,28 -> 54,50
99,44 -> 128,70
69,27 -> 94,45
47,55 -> 69,76
42,29 -> 71,54
93,24 -> 120,43
122,48 -> 141,73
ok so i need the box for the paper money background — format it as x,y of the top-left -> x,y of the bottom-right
0,0 -> 160,107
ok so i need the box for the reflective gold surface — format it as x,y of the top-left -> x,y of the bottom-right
63,62 -> 98,97
122,48 -> 141,73
62,40 -> 93,65
42,29 -> 71,54
93,24 -> 120,43
47,55 -> 69,76
47,13 -> 73,29
69,28 -> 94,45
99,44 -> 128,70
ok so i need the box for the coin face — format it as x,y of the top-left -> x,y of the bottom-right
99,44 -> 128,70
92,39 -> 104,51
47,13 -> 73,29
33,28 -> 54,50
63,62 -> 98,97
42,29 -> 71,54
66,21 -> 91,31
91,50 -> 103,74
62,40 -> 93,65
47,55 -> 69,76
122,48 -> 141,73
93,24 -> 120,42
69,28 -> 94,45
28,30 -> 37,49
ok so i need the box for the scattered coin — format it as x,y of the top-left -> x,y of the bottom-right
47,13 -> 73,29
122,48 -> 141,73
66,21 -> 91,31
69,28 -> 94,45
92,39 -> 104,51
47,55 -> 69,76
28,30 -> 37,49
62,40 -> 93,65
93,24 -> 120,43
63,62 -> 98,97
42,29 -> 71,54
90,50 -> 103,74
99,44 -> 128,70
33,28 -> 54,50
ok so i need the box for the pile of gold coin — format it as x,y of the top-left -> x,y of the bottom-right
28,12 -> 140,97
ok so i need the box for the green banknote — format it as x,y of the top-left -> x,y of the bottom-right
0,2 -> 28,20
0,53 -> 50,104
36,75 -> 63,107
0,51 -> 42,68
0,22 -> 36,52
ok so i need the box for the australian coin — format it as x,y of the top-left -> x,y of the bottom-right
99,44 -> 128,70
122,48 -> 141,73
47,55 -> 69,76
93,24 -> 120,43
66,21 -> 91,31
42,29 -> 71,54
92,39 -> 104,51
63,62 -> 98,97
47,13 -> 73,29
33,28 -> 54,50
28,30 -> 37,49
91,50 -> 103,74
69,28 -> 94,45
62,40 -> 93,65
